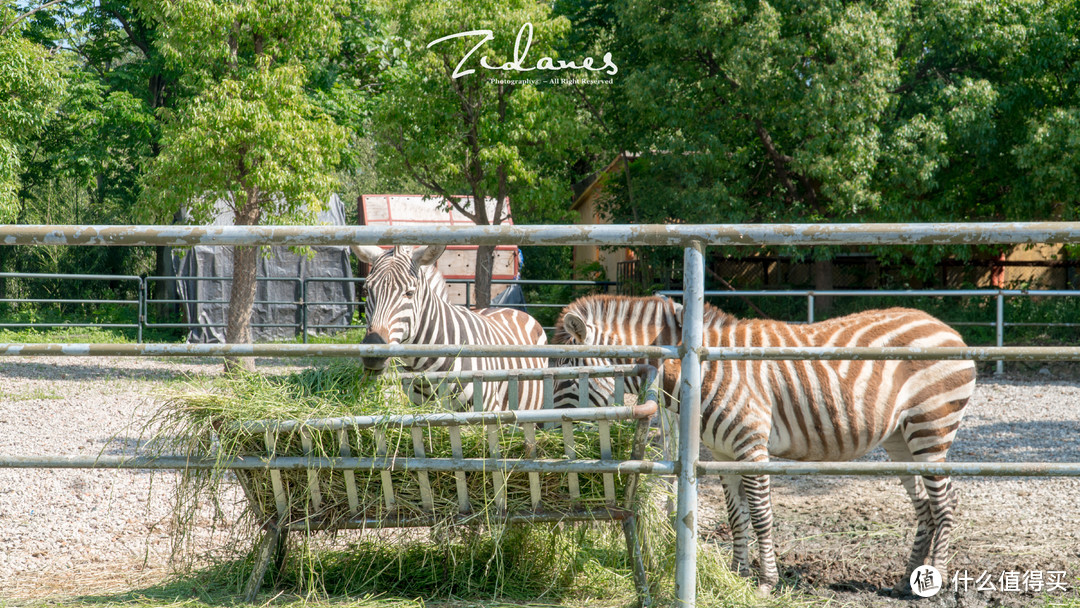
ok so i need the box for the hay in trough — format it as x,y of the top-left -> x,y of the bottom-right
156,361 -> 645,531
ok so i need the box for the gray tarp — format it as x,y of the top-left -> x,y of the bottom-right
175,195 -> 355,344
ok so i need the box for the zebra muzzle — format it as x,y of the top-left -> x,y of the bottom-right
361,331 -> 389,371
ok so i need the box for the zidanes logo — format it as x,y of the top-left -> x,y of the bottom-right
427,23 -> 618,80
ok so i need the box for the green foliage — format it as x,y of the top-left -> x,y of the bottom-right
140,0 -> 348,225
371,0 -> 588,225
559,0 -> 1080,283
0,11 -> 68,221
141,60 -> 347,224
147,0 -> 343,83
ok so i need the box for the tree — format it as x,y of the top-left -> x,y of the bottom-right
140,0 -> 347,371
372,0 -> 587,307
0,6 -> 67,222
559,0 -> 1080,297
584,0 -> 902,306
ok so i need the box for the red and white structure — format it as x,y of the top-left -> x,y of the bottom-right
358,194 -> 520,306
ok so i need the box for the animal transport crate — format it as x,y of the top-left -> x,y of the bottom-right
225,364 -> 662,603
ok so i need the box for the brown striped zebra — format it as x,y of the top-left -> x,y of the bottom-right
353,245 -> 547,410
553,295 -> 976,595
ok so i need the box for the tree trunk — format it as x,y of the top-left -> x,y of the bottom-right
225,243 -> 259,373
225,191 -> 261,373
474,244 -> 496,308
812,258 -> 834,317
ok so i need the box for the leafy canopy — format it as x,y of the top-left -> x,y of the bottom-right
0,9 -> 68,221
139,0 -> 347,225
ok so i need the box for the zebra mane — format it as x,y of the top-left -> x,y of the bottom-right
553,294 -> 736,345
703,301 -> 736,326
553,294 -> 679,344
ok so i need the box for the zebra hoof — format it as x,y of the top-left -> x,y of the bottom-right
755,583 -> 773,598
887,579 -> 914,598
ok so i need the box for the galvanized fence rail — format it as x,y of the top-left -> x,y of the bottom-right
3,267 -> 1075,358
141,275 -> 613,338
661,287 -> 1080,374
3,223 -> 1080,607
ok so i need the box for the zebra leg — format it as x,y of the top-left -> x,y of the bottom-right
903,394 -> 968,592
742,473 -> 779,595
881,431 -> 935,596
720,474 -> 752,578
923,474 -> 956,569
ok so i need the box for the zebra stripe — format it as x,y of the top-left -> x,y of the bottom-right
553,294 -> 976,594
353,245 -> 547,411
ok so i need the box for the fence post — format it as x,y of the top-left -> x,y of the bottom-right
675,241 -> 704,607
996,291 -> 1004,375
301,278 -> 308,344
807,292 -> 815,323
138,277 -> 145,344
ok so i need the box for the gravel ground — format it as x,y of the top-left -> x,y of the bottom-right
0,357 -> 263,602
2,358 -> 1080,606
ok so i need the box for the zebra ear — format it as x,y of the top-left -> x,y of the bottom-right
563,312 -> 589,343
671,302 -> 684,330
412,245 -> 446,266
351,245 -> 387,264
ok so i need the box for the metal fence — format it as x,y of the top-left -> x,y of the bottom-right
8,268 -> 1080,366
3,222 -> 1080,607
0,273 -> 614,341
659,287 -> 1080,375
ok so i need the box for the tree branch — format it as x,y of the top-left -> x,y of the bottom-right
110,9 -> 150,57
754,120 -> 799,202
386,129 -> 479,223
572,83 -> 610,134
704,265 -> 773,320
1,0 -> 68,36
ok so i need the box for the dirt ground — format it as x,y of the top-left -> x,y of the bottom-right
698,371 -> 1080,607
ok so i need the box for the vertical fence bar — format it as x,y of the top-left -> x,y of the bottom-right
996,291 -> 1005,375
300,429 -> 323,512
449,425 -> 470,513
486,423 -> 507,513
265,429 -> 288,520
339,429 -> 359,514
138,277 -> 145,344
807,292 -> 815,324
675,242 -> 705,607
523,421 -> 541,509
374,428 -> 395,512
411,427 -> 434,512
473,377 -> 485,412
301,278 -> 308,344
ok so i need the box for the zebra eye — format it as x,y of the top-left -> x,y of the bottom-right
404,290 -> 415,298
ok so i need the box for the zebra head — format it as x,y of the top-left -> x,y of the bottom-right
352,245 -> 447,372
550,295 -> 683,408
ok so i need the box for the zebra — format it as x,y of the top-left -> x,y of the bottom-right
552,294 -> 976,596
550,297 -> 684,409
352,245 -> 548,411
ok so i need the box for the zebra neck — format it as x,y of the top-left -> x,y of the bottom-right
400,292 -> 460,372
